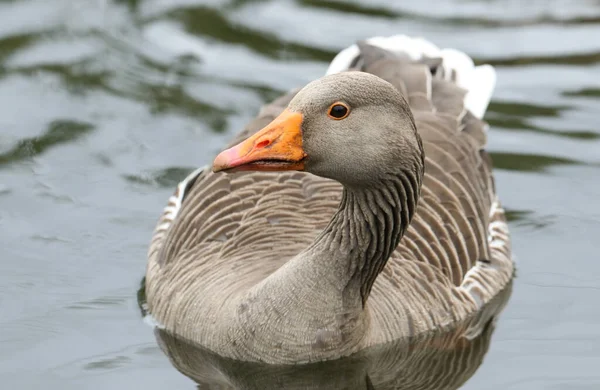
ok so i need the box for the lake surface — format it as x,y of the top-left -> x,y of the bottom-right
1,0 -> 600,388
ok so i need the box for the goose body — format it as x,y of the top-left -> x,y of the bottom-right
145,36 -> 514,364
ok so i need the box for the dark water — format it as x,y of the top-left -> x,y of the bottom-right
1,0 -> 599,388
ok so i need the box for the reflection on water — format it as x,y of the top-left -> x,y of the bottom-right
1,0 -> 600,389
151,285 -> 513,390
0,120 -> 95,167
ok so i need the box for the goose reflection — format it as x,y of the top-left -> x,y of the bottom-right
150,283 -> 512,390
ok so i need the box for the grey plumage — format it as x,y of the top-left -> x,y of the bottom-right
154,282 -> 513,389
145,40 -> 514,365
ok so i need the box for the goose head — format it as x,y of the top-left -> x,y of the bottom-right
213,71 -> 422,186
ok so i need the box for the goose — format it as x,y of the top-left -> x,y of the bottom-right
145,35 -> 514,365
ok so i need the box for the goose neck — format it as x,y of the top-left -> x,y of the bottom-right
312,171 -> 420,306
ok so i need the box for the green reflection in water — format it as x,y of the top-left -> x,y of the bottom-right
229,80 -> 285,103
490,152 -> 580,172
163,6 -> 335,62
563,88 -> 600,98
112,0 -> 141,13
14,64 -> 109,96
486,101 -> 599,140
0,120 -> 95,167
11,63 -> 230,132
488,101 -> 565,117
479,51 -> 600,67
300,0 -> 600,28
300,0 -> 397,18
123,166 -> 195,188
486,116 -> 599,140
505,208 -> 555,230
505,209 -> 533,223
140,83 -> 230,132
0,34 -> 37,64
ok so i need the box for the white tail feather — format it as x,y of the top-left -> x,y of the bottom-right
326,35 -> 496,119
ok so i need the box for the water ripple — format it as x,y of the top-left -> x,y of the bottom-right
1,0 -> 600,389
0,120 -> 95,167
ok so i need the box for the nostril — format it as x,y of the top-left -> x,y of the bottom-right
256,140 -> 271,149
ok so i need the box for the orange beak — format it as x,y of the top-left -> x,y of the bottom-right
212,109 -> 306,173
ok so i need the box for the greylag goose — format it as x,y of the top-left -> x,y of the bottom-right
145,35 -> 514,365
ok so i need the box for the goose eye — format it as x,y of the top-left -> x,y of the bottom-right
327,103 -> 350,120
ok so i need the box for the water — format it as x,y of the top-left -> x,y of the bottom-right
1,0 -> 599,388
